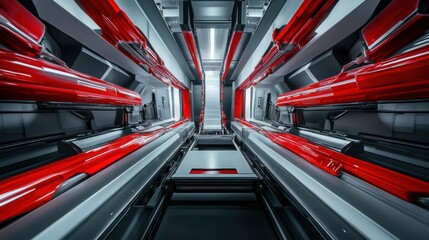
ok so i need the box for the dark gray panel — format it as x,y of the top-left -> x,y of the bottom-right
223,86 -> 232,129
92,111 -> 118,130
70,48 -> 109,78
192,84 -> 202,127
104,66 -> 132,87
23,113 -> 62,138
58,111 -> 88,132
286,71 -> 314,90
308,49 -> 346,81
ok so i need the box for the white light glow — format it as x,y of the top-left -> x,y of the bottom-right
210,28 -> 215,59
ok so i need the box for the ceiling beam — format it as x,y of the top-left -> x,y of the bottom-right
136,0 -> 195,80
230,0 -> 287,80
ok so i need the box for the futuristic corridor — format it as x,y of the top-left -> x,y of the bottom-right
0,0 -> 429,239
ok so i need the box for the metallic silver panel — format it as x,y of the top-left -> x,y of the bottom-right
245,130 -> 429,239
173,150 -> 256,179
231,121 -> 245,141
0,131 -> 184,239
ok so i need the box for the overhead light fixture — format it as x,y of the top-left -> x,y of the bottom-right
210,28 -> 215,59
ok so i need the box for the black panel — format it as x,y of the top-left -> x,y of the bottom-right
154,204 -> 277,240
104,65 -> 133,87
285,70 -> 314,90
308,49 -> 346,80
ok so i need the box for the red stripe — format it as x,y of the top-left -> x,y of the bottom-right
78,0 -> 188,90
222,31 -> 243,81
362,0 -> 429,61
238,0 -> 336,90
182,31 -> 204,81
0,0 -> 45,56
0,50 -> 141,106
0,120 -> 188,223
277,45 -> 429,107
190,169 -> 238,174
236,120 -> 429,202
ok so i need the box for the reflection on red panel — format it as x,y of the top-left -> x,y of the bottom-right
362,0 -> 429,61
0,49 -> 141,106
0,0 -> 45,56
190,169 -> 238,174
237,0 -> 336,90
166,118 -> 189,130
0,131 -> 162,223
183,31 -> 203,81
222,31 -> 243,81
236,120 -> 429,202
0,119 -> 189,223
77,0 -> 187,90
265,131 -> 343,176
234,89 -> 244,118
277,45 -> 429,107
182,89 -> 191,119
273,0 -> 336,46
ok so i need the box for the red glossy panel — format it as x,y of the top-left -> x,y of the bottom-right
190,169 -> 238,174
235,118 -> 253,128
183,31 -> 203,81
222,31 -> 243,81
277,45 -> 429,107
0,50 -> 141,106
264,131 -> 429,202
182,89 -> 191,119
234,89 -> 244,118
273,0 -> 336,46
78,0 -> 187,90
237,0 -> 336,90
236,120 -> 429,202
0,118 -> 190,223
362,0 -> 429,61
78,0 -> 145,47
0,0 -> 45,56
261,130 -> 343,176
0,131 -> 163,223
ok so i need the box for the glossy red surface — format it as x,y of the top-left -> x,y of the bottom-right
182,89 -> 191,119
0,49 -> 141,106
264,131 -> 343,176
221,31 -> 243,81
183,31 -> 204,81
0,0 -> 44,56
78,0 -> 187,90
362,0 -> 429,61
235,118 -> 253,128
273,0 -> 336,46
234,89 -> 244,118
166,118 -> 189,130
190,169 -> 238,174
277,45 -> 429,107
0,132 -> 161,223
237,0 -> 336,90
0,119 -> 189,223
236,120 -> 429,202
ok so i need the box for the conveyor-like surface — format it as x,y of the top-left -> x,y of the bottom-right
203,74 -> 222,131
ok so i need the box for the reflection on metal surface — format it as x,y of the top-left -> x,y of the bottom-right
203,71 -> 222,131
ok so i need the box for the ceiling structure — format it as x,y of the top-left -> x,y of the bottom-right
153,0 -> 272,85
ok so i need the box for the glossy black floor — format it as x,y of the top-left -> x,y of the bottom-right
153,193 -> 277,240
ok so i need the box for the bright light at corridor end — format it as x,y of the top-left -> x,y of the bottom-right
210,28 -> 215,59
